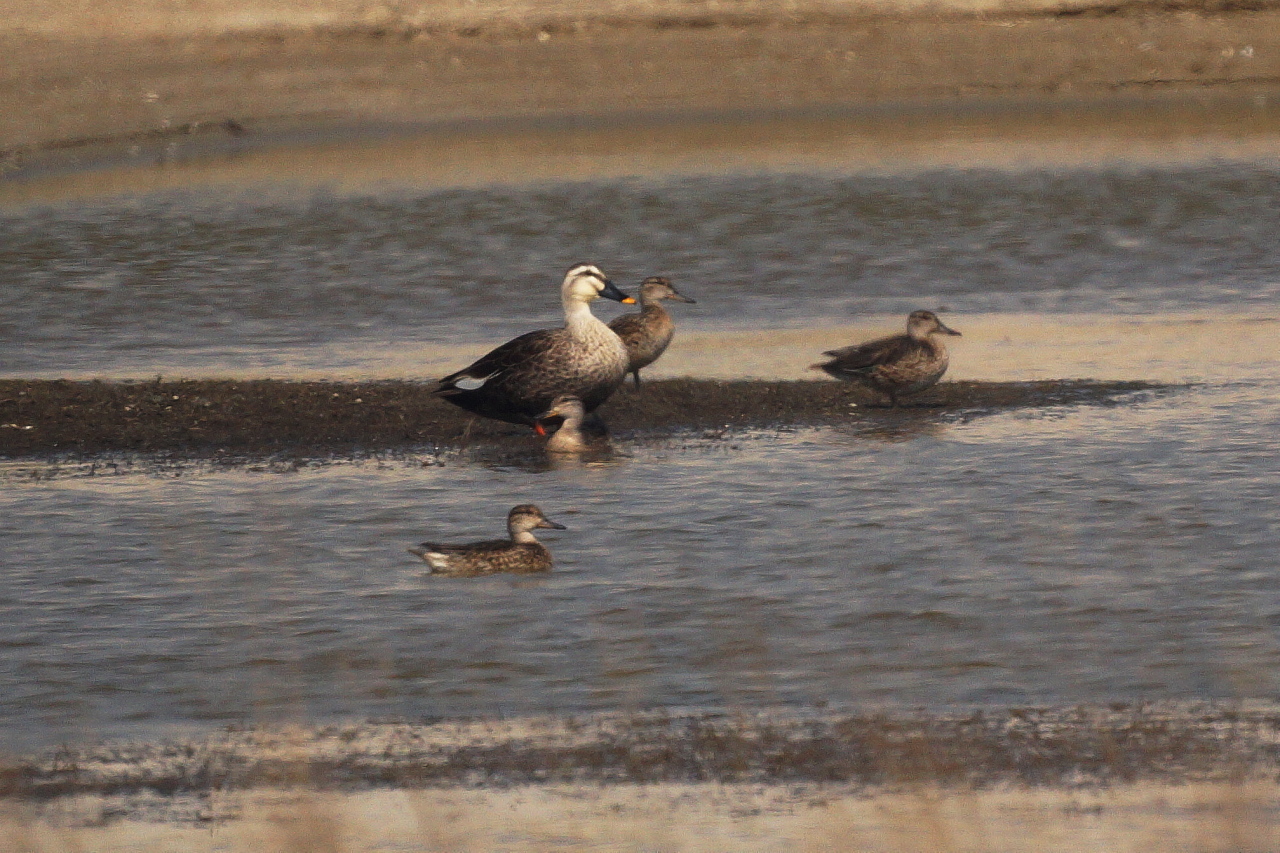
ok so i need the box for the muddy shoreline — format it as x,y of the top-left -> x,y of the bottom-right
0,378 -> 1169,460
3,702 -> 1277,800
4,703 -> 1276,849
2,696 -> 1280,799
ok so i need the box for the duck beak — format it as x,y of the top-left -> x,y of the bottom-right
600,279 -> 636,304
539,518 -> 568,530
533,422 -> 547,437
672,293 -> 697,304
938,321 -> 961,336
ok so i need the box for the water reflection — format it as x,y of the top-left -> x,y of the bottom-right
450,442 -> 626,475
831,415 -> 950,444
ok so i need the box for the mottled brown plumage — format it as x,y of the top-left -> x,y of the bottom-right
812,310 -> 962,407
434,264 -> 635,427
408,504 -> 567,576
607,276 -> 696,389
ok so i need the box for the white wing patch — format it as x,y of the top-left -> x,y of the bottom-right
454,375 -> 490,391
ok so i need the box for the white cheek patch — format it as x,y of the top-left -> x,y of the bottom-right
425,553 -> 450,571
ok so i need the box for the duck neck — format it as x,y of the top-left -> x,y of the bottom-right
563,297 -> 604,335
509,526 -> 539,545
640,298 -> 668,318
548,411 -> 586,451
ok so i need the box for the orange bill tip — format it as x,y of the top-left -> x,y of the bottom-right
533,423 -> 547,437
621,296 -> 637,304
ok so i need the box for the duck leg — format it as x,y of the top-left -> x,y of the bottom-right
582,411 -> 610,437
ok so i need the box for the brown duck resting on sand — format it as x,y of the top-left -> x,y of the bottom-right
607,276 -> 696,389
433,263 -> 635,431
408,504 -> 566,576
811,310 -> 962,407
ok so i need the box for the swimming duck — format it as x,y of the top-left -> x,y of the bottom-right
434,263 -> 635,429
811,310 -> 961,407
408,504 -> 567,576
607,276 -> 697,389
537,395 -> 594,453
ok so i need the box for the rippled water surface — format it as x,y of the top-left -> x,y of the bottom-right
1,138 -> 1279,749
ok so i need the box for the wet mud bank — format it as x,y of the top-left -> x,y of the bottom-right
1,702 -> 1276,800
0,377 -> 1170,460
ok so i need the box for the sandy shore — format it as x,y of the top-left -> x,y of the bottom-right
4,0 -> 1280,179
4,703 -> 1280,851
6,780 -> 1280,851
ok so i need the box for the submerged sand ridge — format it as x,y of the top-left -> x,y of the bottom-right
9,0 -> 1276,38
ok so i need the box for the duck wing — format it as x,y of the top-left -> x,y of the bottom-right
821,334 -> 915,372
435,319 -> 628,423
609,306 -> 674,369
414,538 -> 511,554
434,329 -> 563,395
606,312 -> 646,349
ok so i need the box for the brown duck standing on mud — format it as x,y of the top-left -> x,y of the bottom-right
408,504 -> 567,576
433,263 -> 634,431
811,310 -> 961,407
607,276 -> 696,389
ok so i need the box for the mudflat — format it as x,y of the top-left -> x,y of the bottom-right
0,377 -> 1167,459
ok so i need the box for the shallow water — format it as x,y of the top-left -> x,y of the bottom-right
1,126 -> 1279,750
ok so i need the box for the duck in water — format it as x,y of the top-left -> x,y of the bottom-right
607,276 -> 696,389
536,395 -> 596,453
434,263 -> 634,431
408,504 -> 567,576
811,310 -> 961,407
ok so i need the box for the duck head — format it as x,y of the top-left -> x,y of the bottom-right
638,276 -> 697,305
508,504 -> 568,539
907,310 -> 961,340
537,394 -> 586,425
563,263 -> 634,306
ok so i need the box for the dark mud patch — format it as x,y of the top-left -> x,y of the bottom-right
0,377 -> 1172,461
0,702 -> 1274,800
